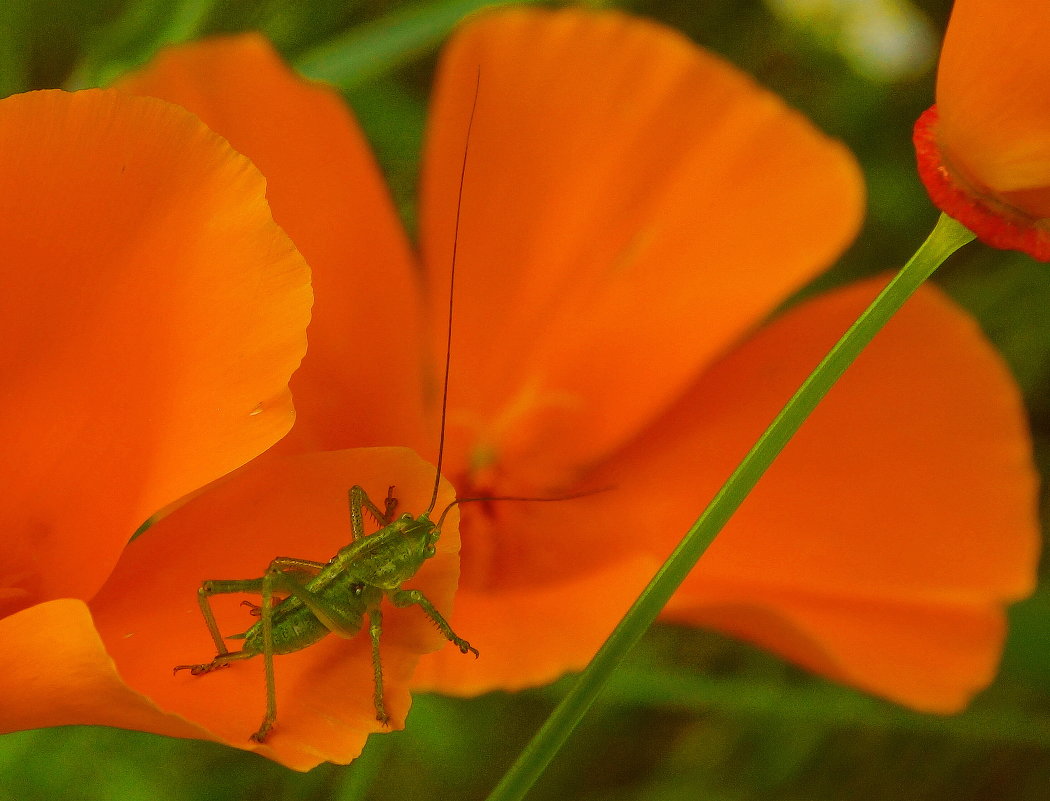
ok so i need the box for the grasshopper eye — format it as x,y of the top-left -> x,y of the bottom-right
424,545 -> 436,558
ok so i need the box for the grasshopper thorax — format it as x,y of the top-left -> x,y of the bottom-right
345,512 -> 441,590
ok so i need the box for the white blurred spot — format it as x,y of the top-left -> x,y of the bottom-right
765,0 -> 937,82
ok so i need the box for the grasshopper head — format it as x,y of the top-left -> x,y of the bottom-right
400,514 -> 439,562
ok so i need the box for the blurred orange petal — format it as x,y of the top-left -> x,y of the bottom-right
0,89 -> 310,619
118,35 -> 427,453
420,8 -> 863,487
0,599 -> 211,740
85,448 -> 458,770
582,277 -> 1037,709
916,0 -> 1050,259
670,589 -> 1006,710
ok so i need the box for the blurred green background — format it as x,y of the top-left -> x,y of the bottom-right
2,1 -> 1049,799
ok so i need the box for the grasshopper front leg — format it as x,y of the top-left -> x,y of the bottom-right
348,484 -> 398,541
389,589 -> 479,657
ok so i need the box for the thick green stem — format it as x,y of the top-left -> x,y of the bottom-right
485,213 -> 975,801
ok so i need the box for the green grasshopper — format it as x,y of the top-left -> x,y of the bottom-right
173,77 -> 484,744
172,481 -> 477,743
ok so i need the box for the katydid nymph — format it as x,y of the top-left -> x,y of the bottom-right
172,78 -> 485,744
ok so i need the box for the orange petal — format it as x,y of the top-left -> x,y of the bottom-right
0,89 -> 310,618
117,35 -> 428,454
0,599 -> 213,740
665,589 -> 1007,710
412,554 -> 660,694
87,448 -> 458,770
589,277 -> 1037,710
420,8 -> 863,488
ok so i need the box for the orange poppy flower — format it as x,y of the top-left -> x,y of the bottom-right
0,88 -> 457,770
915,0 -> 1050,259
93,7 -> 1034,768
0,91 -> 312,748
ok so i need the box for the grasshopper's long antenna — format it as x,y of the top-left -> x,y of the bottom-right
435,487 -> 613,529
427,69 -> 482,516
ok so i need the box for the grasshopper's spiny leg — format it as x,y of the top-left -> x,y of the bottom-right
248,559 -> 372,743
389,589 -> 479,657
271,557 -> 327,574
246,557 -> 327,743
173,648 -> 256,676
239,558 -> 324,617
192,578 -> 265,655
349,485 -> 396,541
250,560 -> 281,743
367,607 -> 390,725
248,559 -> 383,742
267,566 -> 362,636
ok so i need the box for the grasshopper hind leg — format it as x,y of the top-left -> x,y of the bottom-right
367,606 -> 391,726
175,559 -> 325,743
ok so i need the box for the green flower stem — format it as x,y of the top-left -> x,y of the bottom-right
485,213 -> 976,801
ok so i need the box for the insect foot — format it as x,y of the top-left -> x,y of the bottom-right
455,639 -> 480,658
250,720 -> 274,744
172,660 -> 230,677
